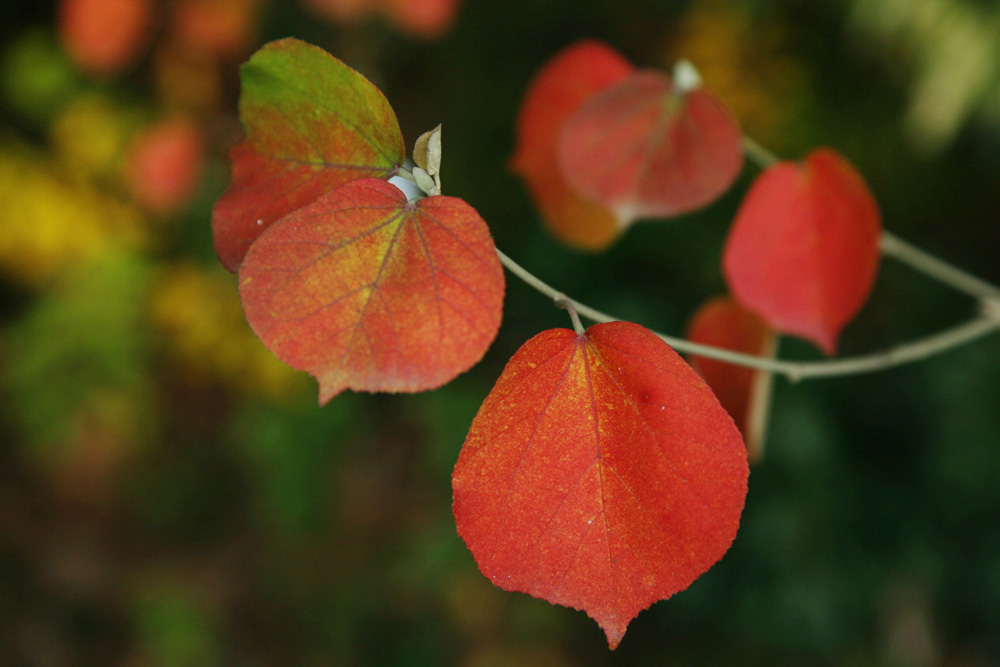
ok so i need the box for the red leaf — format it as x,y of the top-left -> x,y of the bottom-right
686,297 -> 774,461
382,0 -> 460,38
239,178 -> 504,404
510,41 -> 634,250
306,0 -> 460,38
172,0 -> 261,59
212,38 -> 405,272
722,148 -> 882,353
453,321 -> 748,648
558,70 -> 744,228
125,118 -> 205,214
59,0 -> 153,77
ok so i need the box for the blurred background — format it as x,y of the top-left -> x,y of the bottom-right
1,0 -> 999,664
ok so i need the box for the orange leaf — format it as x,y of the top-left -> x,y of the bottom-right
510,41 -> 634,250
239,178 -> 504,404
686,297 -> 774,461
453,321 -> 748,648
722,148 -> 882,353
558,70 -> 744,228
58,0 -> 153,77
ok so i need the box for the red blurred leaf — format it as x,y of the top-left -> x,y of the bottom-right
511,41 -> 634,250
558,70 -> 744,228
306,0 -> 460,38
172,0 -> 260,59
722,148 -> 882,353
686,297 -> 774,461
383,0 -> 460,38
212,38 -> 405,272
239,178 -> 504,404
58,0 -> 153,76
125,118 -> 205,214
453,321 -> 748,648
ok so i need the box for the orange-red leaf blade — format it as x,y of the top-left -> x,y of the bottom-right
239,178 -> 504,404
558,70 -> 744,227
213,38 -> 405,272
453,321 -> 748,648
510,41 -> 634,250
722,148 -> 882,353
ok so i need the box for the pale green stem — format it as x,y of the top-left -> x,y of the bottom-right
742,136 -> 781,168
493,136 -> 1000,381
495,249 -> 1000,382
555,298 -> 585,334
880,231 -> 1000,300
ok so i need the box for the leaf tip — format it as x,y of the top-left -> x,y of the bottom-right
316,375 -> 346,406
814,330 -> 839,357
601,621 -> 627,650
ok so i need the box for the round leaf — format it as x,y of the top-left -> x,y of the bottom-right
510,41 -> 635,250
722,148 -> 882,353
453,321 -> 748,649
558,70 -> 744,227
239,178 -> 504,404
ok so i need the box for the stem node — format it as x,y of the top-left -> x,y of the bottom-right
982,297 -> 1000,324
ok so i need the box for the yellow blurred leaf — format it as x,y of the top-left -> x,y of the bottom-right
0,142 -> 149,286
148,262 -> 307,399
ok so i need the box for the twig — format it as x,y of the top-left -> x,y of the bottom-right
495,249 -> 1000,382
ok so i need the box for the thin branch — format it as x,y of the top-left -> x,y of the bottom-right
881,231 -> 1000,300
495,249 -> 1000,383
495,136 -> 1000,381
742,136 -> 780,169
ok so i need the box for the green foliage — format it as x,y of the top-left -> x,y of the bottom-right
3,255 -> 153,452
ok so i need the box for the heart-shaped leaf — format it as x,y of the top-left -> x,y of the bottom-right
722,148 -> 882,353
239,178 -> 504,404
212,38 -> 405,272
558,69 -> 744,228
686,297 -> 774,461
453,321 -> 748,649
510,41 -> 634,250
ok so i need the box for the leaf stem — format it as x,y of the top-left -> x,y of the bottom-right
496,135 -> 1000,381
555,298 -> 585,334
495,248 -> 1000,382
880,231 -> 1000,300
742,136 -> 781,169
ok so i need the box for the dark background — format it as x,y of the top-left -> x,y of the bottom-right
2,0 -> 999,664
